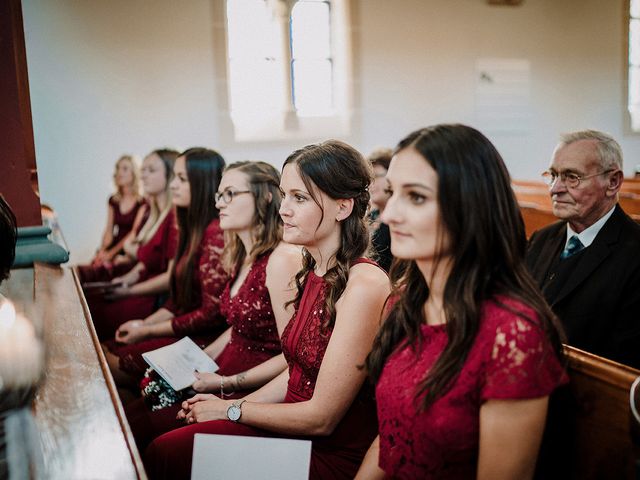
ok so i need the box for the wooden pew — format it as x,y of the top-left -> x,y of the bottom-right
537,346 -> 640,479
519,204 -> 558,238
512,179 -> 547,190
513,179 -> 640,209
621,178 -> 640,194
512,182 -> 556,238
0,264 -> 146,479
513,178 -> 640,232
619,192 -> 640,216
512,182 -> 552,210
515,177 -> 640,194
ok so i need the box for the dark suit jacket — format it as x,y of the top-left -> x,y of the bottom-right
526,204 -> 640,368
371,222 -> 392,272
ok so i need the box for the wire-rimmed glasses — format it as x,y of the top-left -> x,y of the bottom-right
540,169 -> 615,188
215,190 -> 251,204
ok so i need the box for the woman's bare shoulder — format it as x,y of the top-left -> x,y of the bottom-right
346,261 -> 390,297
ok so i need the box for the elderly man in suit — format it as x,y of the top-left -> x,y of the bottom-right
526,130 -> 640,369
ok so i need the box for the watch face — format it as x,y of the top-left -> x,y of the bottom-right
227,405 -> 241,421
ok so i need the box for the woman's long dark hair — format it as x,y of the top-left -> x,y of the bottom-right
284,140 -> 372,329
221,161 -> 283,273
366,124 -> 565,411
170,147 -> 225,309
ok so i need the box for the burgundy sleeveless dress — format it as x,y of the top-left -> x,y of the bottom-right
87,209 -> 178,339
376,296 -> 568,479
143,259 -> 380,480
109,195 -> 146,249
125,252 -> 282,450
77,196 -> 147,283
105,218 -> 228,379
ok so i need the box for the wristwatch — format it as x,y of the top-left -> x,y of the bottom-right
226,399 -> 246,422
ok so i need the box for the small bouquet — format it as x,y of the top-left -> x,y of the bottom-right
140,368 -> 183,411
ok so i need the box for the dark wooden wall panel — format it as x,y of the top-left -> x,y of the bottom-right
0,0 -> 42,227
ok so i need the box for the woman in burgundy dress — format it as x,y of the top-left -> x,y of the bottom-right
356,125 -> 567,480
83,150 -> 178,340
143,141 -> 390,480
125,161 -> 301,450
103,148 -> 229,390
84,149 -> 180,340
87,154 -> 146,269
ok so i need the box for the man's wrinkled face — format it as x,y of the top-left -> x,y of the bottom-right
548,140 -> 613,232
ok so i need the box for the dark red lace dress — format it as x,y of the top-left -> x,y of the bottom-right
105,218 -> 228,380
215,251 -> 282,375
143,259 -> 379,480
376,296 -> 568,479
87,208 -> 178,339
125,251 -> 282,450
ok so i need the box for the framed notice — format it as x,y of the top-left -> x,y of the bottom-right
475,58 -> 531,134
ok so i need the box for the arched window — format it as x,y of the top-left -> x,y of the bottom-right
221,0 -> 353,141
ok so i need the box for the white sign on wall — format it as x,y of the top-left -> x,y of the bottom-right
475,58 -> 531,134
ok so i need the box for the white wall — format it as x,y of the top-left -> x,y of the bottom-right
21,0 -> 640,262
357,0 -> 640,177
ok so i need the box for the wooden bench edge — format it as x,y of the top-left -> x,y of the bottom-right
564,344 -> 640,388
68,265 -> 148,480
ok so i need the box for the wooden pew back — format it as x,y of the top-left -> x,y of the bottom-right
513,179 -> 640,213
619,192 -> 640,216
537,346 -> 640,479
519,205 -> 558,238
515,178 -> 640,193
512,183 -> 552,210
513,179 -> 640,233
621,178 -> 640,194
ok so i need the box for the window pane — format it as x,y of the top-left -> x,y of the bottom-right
630,66 -> 640,107
229,58 -> 282,112
293,59 -> 332,115
630,104 -> 640,131
632,0 -> 640,19
291,1 -> 331,59
227,0 -> 278,60
227,0 -> 283,114
631,19 -> 640,66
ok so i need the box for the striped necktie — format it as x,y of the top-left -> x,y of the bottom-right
560,235 -> 585,260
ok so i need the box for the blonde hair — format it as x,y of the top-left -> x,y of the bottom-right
136,149 -> 178,245
112,155 -> 141,200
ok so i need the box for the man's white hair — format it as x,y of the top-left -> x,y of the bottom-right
559,130 -> 623,170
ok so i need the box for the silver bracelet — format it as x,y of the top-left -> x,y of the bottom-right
220,376 -> 225,398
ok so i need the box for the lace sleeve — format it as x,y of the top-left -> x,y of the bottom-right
481,311 -> 566,401
171,226 -> 229,336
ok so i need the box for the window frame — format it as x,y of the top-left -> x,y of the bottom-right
213,0 -> 356,144
626,0 -> 640,133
